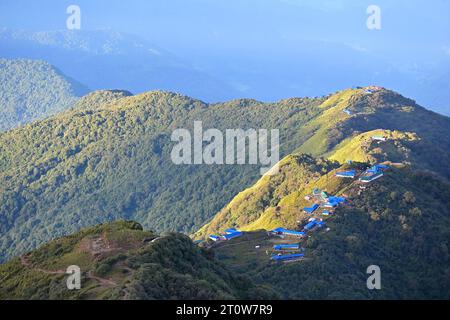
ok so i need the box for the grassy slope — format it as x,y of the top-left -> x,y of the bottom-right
0,221 -> 275,300
194,154 -> 341,238
327,129 -> 419,163
195,123 -> 447,239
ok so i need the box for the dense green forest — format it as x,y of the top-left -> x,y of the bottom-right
0,221 -> 274,299
1,87 -> 449,263
0,59 -> 89,131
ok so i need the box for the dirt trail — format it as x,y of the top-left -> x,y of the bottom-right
18,233 -> 140,297
20,255 -> 66,275
20,254 -> 118,289
87,271 -> 117,287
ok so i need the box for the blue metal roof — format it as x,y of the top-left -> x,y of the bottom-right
271,253 -> 304,261
324,196 -> 346,207
370,164 -> 389,172
273,244 -> 300,250
367,166 -> 381,173
223,231 -> 242,240
336,170 -> 356,178
304,203 -> 319,213
317,221 -> 326,228
343,109 -> 353,115
303,221 -> 317,230
328,196 -> 345,203
283,230 -> 305,236
271,228 -> 305,236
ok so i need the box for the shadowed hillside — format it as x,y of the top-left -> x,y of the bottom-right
0,58 -> 89,131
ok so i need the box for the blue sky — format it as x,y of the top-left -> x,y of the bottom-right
1,0 -> 449,57
0,0 -> 449,113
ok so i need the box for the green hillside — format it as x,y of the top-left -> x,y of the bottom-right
1,86 -> 450,263
195,109 -> 450,299
0,90 -> 325,262
196,125 -> 450,238
195,154 -> 341,238
0,221 -> 274,300
1,86 -> 449,300
0,59 -> 89,131
199,133 -> 450,299
209,168 -> 450,299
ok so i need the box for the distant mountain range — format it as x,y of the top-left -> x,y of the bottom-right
1,28 -> 449,115
0,28 -> 239,102
0,58 -> 88,131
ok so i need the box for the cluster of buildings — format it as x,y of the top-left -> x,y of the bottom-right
269,218 -> 326,263
270,239 -> 304,263
303,188 -> 347,216
207,159 -> 391,265
271,243 -> 304,262
335,162 -> 390,184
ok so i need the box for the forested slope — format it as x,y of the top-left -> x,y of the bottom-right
1,87 -> 449,262
0,58 -> 89,131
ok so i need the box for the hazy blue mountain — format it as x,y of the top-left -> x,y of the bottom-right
1,27 -> 449,115
189,40 -> 450,115
0,28 -> 239,102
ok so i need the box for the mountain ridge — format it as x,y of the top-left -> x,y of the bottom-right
0,28 -> 240,102
206,166 -> 450,299
0,220 -> 275,300
0,86 -> 449,263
